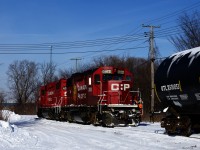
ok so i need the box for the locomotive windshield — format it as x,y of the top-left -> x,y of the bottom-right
126,75 -> 131,81
103,74 -> 126,81
103,74 -> 131,81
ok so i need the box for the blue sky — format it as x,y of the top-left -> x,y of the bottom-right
0,0 -> 200,90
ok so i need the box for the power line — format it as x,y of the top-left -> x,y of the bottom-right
144,1 -> 200,25
0,46 -> 148,55
0,34 -> 143,46
0,35 -> 146,52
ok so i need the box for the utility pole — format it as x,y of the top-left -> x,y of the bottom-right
142,24 -> 160,115
70,58 -> 82,72
50,46 -> 53,82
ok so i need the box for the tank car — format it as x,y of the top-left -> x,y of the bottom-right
37,66 -> 143,127
154,47 -> 200,136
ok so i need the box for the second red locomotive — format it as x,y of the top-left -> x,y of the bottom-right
37,66 -> 143,127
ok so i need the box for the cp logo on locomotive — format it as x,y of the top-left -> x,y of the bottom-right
111,83 -> 130,91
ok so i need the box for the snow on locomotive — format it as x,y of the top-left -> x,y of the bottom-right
155,47 -> 200,136
37,66 -> 143,127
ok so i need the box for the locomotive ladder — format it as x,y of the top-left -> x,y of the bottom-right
53,97 -> 63,114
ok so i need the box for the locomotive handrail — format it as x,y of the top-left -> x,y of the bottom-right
98,90 -> 120,114
103,91 -> 120,104
48,97 -> 66,114
97,93 -> 105,113
129,90 -> 143,115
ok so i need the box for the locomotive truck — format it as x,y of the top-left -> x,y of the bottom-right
155,47 -> 200,136
37,66 -> 143,127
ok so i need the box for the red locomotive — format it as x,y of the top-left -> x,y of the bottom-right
37,66 -> 143,127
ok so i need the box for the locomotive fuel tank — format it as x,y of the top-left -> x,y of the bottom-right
155,47 -> 200,114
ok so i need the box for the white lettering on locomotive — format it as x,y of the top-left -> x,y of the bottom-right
111,83 -> 130,91
102,70 -> 112,74
48,91 -> 54,96
77,85 -> 87,91
78,93 -> 86,99
48,98 -> 52,101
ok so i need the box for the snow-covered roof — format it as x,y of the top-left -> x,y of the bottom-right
167,47 -> 200,76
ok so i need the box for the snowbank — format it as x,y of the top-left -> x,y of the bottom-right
0,110 -> 17,133
1,110 -> 21,123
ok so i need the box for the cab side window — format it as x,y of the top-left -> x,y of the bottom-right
94,74 -> 100,84
41,90 -> 45,95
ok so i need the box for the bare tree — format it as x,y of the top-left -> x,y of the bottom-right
7,60 -> 39,104
93,55 -> 124,67
40,62 -> 57,85
0,90 -> 6,104
170,11 -> 200,51
58,68 -> 73,79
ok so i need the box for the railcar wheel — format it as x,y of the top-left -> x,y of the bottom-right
180,116 -> 192,137
181,124 -> 192,137
165,129 -> 174,136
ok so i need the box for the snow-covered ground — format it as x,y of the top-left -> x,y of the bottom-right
0,110 -> 199,150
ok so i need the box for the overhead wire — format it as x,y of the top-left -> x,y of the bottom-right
0,0 -> 199,69
55,1 -> 200,69
143,1 -> 200,25
0,46 -> 148,55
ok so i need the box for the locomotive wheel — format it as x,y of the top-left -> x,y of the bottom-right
66,111 -> 74,123
60,111 -> 67,121
90,112 -> 100,126
54,112 -> 60,121
37,109 -> 43,118
133,118 -> 140,127
127,118 -> 140,127
48,111 -> 55,120
80,111 -> 90,124
102,113 -> 115,127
